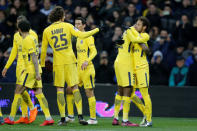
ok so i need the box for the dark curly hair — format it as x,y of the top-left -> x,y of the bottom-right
137,16 -> 150,32
48,6 -> 64,23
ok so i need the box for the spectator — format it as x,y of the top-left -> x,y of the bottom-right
169,56 -> 188,87
0,31 -> 12,53
145,2 -> 161,27
150,51 -> 169,85
183,41 -> 194,59
191,15 -> 197,42
95,51 -> 114,84
174,14 -> 193,46
187,54 -> 197,86
0,0 -> 8,10
40,0 -> 54,16
13,0 -> 26,15
27,1 -> 47,36
185,44 -> 197,67
80,6 -> 89,19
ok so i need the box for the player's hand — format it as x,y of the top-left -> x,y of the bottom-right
81,61 -> 88,70
2,68 -> 8,77
98,22 -> 106,32
36,73 -> 41,81
115,39 -> 124,45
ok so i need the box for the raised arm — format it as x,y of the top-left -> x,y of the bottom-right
40,30 -> 49,67
70,24 -> 99,39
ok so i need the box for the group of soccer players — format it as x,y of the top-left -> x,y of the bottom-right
0,5 -> 152,127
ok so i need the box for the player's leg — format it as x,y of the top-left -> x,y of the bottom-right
65,64 -> 87,125
4,84 -> 25,125
34,87 -> 54,126
130,87 -> 145,117
66,87 -> 75,122
54,65 -> 66,125
0,107 -> 4,125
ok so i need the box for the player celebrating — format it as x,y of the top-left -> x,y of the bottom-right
4,20 -> 54,126
66,17 -> 98,124
130,16 -> 152,127
40,6 -> 100,125
2,15 -> 37,124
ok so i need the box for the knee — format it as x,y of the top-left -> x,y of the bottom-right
34,88 -> 42,95
85,89 -> 94,98
66,87 -> 73,94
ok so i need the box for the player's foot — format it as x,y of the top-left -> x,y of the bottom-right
40,119 -> 54,126
121,121 -> 139,127
4,117 -> 14,125
65,116 -> 75,123
29,107 -> 38,123
78,115 -> 88,125
14,117 -> 29,124
0,117 -> 4,125
140,121 -> 152,127
57,118 -> 67,126
112,118 -> 120,125
140,116 -> 146,125
87,119 -> 98,125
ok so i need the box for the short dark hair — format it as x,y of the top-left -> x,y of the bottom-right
75,17 -> 86,25
137,16 -> 150,32
48,6 -> 64,23
18,20 -> 31,32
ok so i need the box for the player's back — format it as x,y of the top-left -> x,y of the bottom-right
14,30 -> 38,68
132,33 -> 149,69
115,29 -> 133,65
22,34 -> 42,74
43,21 -> 77,65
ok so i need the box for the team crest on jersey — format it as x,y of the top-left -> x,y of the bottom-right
80,40 -> 83,44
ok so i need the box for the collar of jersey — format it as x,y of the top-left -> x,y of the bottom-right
53,21 -> 62,25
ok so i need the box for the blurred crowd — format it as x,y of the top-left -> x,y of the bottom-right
0,0 -> 197,87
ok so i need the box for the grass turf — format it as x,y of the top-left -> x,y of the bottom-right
1,116 -> 197,131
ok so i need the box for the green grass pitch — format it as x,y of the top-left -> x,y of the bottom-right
1,116 -> 197,131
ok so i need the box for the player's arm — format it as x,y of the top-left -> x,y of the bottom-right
69,24 -> 99,39
40,30 -> 48,67
87,37 -> 97,63
139,43 -> 151,55
2,37 -> 18,77
127,27 -> 150,43
31,52 -> 41,80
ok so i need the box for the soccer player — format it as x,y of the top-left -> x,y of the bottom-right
40,6 -> 100,125
0,108 -> 4,125
66,17 -> 98,124
2,15 -> 36,124
130,17 -> 152,127
4,20 -> 54,126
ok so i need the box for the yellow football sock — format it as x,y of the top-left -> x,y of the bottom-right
22,90 -> 34,110
36,93 -> 51,118
140,87 -> 152,122
0,107 -> 2,117
88,96 -> 96,119
122,96 -> 131,121
10,94 -> 22,118
66,94 -> 74,116
73,89 -> 82,115
57,91 -> 66,117
131,93 -> 145,116
114,94 -> 122,119
21,99 -> 28,117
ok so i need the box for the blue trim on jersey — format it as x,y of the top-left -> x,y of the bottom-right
128,42 -> 132,52
87,47 -> 90,57
90,75 -> 94,88
141,50 -> 144,57
28,54 -> 31,61
145,73 -> 148,87
128,72 -> 131,86
23,74 -> 28,87
53,72 -> 55,85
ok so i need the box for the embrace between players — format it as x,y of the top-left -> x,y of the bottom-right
0,6 -> 152,127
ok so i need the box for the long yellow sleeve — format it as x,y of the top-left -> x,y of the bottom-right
5,39 -> 18,69
87,37 -> 97,63
69,24 -> 99,39
40,30 -> 48,67
127,27 -> 150,43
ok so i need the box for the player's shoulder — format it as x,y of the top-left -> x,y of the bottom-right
29,29 -> 37,36
141,32 -> 150,39
14,32 -> 20,38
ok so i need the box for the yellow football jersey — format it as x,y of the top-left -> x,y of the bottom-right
76,36 -> 97,67
5,29 -> 38,71
22,35 -> 42,74
41,21 -> 99,67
